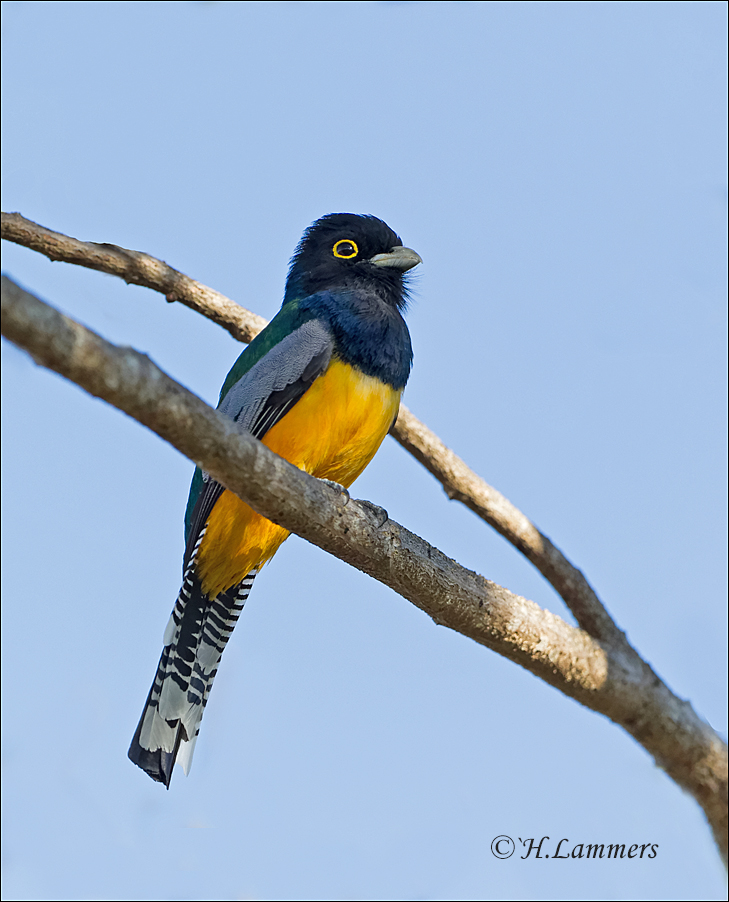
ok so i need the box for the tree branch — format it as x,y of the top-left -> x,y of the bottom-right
2,274 -> 727,863
1,212 -> 619,646
0,211 -> 266,343
390,406 -> 623,643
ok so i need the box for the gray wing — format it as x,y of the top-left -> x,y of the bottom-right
218,318 -> 334,435
183,318 -> 334,570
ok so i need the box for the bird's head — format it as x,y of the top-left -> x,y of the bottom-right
284,213 -> 422,310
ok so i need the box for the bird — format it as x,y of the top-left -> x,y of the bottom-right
128,213 -> 421,786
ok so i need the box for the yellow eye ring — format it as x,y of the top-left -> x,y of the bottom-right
333,239 -> 359,259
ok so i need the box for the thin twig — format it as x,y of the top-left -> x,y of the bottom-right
1,211 -> 266,342
391,406 -> 623,643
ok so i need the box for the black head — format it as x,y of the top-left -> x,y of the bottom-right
285,213 -> 421,309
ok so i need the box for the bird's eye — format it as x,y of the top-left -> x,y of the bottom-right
333,239 -> 358,259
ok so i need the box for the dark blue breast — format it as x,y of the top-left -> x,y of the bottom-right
299,290 -> 413,391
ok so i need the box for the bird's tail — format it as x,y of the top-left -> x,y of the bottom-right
128,542 -> 257,787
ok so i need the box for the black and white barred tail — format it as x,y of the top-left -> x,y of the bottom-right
128,531 -> 257,787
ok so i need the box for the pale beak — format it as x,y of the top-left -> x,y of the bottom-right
370,246 -> 422,272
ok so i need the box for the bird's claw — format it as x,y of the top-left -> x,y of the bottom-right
357,499 -> 389,529
319,478 -> 350,505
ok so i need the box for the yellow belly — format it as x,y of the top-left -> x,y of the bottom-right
196,359 -> 401,598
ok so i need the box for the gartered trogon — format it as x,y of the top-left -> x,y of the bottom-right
128,213 -> 421,786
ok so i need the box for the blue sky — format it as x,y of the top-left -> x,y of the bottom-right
2,2 -> 727,900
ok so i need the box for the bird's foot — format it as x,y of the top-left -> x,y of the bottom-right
319,478 -> 350,505
358,499 -> 389,528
